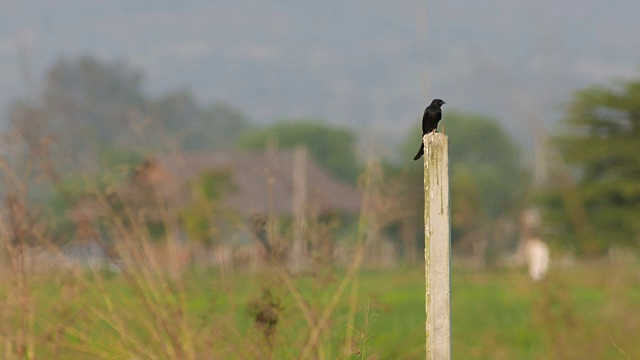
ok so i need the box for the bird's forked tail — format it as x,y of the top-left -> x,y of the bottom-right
413,142 -> 424,160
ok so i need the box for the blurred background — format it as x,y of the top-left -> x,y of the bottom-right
1,1 -> 639,359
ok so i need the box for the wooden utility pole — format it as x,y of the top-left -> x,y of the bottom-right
423,132 -> 451,359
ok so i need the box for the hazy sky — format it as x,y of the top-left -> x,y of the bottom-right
1,0 -> 638,149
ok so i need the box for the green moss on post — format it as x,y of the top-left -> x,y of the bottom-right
423,132 -> 451,359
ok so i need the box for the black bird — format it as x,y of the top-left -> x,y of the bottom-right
413,99 -> 446,160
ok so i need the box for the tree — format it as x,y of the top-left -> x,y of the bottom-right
148,91 -> 241,149
180,170 -> 239,249
549,76 -> 640,254
446,112 -> 526,219
10,55 -> 249,164
238,120 -> 361,183
7,55 -> 148,173
5,54 -> 249,241
186,102 -> 248,151
42,55 -> 146,149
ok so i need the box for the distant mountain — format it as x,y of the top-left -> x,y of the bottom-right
2,0 -> 638,150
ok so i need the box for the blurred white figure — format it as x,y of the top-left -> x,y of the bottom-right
520,208 -> 550,281
525,238 -> 549,281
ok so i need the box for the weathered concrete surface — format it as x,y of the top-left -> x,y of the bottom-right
423,132 -> 451,360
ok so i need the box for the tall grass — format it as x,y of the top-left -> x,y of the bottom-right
1,119 -> 639,359
0,121 -> 397,359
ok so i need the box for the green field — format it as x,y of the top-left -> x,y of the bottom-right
2,261 -> 639,359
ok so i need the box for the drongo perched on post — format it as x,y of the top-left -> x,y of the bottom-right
413,98 -> 446,160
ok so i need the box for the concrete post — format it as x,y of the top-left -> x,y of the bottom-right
290,146 -> 307,272
423,132 -> 451,359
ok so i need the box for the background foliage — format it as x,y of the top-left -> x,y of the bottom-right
541,76 -> 640,255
